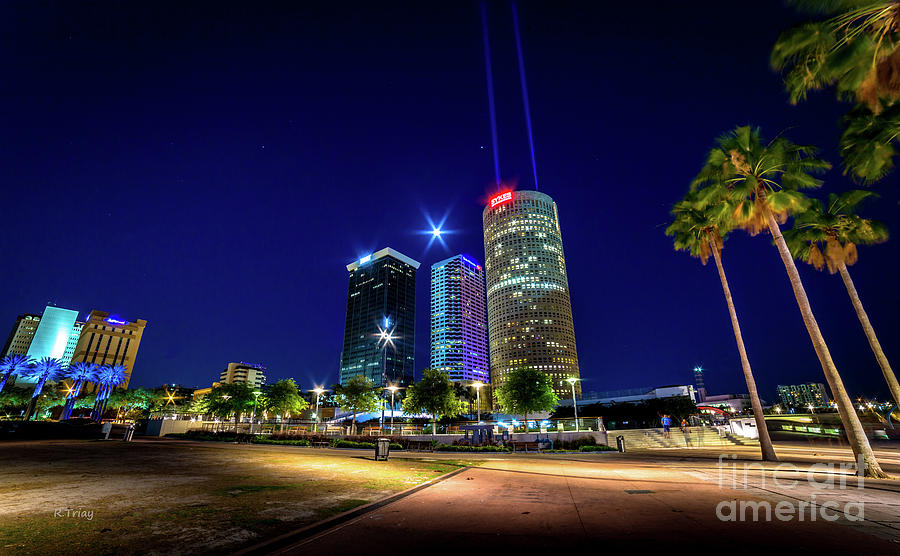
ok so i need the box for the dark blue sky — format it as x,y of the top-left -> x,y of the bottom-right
2,1 -> 898,402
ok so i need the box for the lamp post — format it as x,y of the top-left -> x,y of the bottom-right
472,381 -> 484,423
250,391 -> 262,434
385,385 -> 399,434
565,377 -> 580,432
312,387 -> 325,433
377,324 -> 395,432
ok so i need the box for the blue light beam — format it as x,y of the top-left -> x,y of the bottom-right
512,1 -> 539,192
481,3 -> 501,190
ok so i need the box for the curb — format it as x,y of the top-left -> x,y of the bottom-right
233,465 -> 471,555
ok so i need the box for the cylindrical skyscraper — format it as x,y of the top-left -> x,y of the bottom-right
482,190 -> 580,398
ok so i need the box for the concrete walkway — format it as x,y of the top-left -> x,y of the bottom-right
265,452 -> 900,553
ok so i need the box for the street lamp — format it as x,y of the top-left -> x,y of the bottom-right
250,391 -> 262,434
565,377 -> 580,432
312,387 -> 325,433
377,322 -> 396,431
385,385 -> 400,434
472,381 -> 484,423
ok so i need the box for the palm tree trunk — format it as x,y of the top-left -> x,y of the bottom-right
709,242 -> 778,461
837,262 -> 900,409
0,371 -> 12,393
765,210 -> 887,478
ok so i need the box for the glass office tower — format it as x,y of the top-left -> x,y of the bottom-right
26,306 -> 79,362
482,190 -> 581,398
339,248 -> 419,387
430,254 -> 489,383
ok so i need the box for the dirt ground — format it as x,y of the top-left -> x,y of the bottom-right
0,439 -> 464,555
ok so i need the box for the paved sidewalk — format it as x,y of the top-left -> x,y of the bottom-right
268,455 -> 900,553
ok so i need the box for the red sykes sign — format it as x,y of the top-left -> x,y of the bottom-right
489,191 -> 512,208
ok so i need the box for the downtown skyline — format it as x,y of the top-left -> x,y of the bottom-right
2,1 -> 899,401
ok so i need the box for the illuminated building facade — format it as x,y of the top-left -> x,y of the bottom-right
482,190 -> 581,398
26,306 -> 79,362
430,254 -> 489,383
220,362 -> 266,389
777,383 -> 831,409
70,310 -> 147,390
1,313 -> 42,358
340,247 -> 419,388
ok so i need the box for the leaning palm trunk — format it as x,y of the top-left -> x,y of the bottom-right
837,262 -> 900,409
765,210 -> 887,478
709,241 -> 778,461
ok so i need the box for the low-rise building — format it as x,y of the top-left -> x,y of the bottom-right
220,362 -> 266,389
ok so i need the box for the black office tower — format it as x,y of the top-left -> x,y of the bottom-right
339,247 -> 419,387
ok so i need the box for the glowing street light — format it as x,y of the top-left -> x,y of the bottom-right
312,387 -> 326,433
565,377 -> 580,432
774,406 -> 782,414
472,381 -> 484,423
385,385 -> 400,434
250,391 -> 262,434
431,227 -> 442,238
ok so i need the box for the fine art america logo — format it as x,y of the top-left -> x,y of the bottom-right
715,454 -> 865,522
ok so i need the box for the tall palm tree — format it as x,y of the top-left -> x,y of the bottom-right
693,125 -> 888,478
0,354 -> 33,393
771,1 -> 900,182
667,191 -> 778,461
60,362 -> 98,420
22,358 -> 63,420
784,190 -> 899,407
91,364 -> 127,422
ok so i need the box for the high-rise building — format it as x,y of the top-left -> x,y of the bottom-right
220,362 -> 266,389
61,321 -> 85,369
482,190 -> 580,398
70,310 -> 147,390
340,247 -> 419,387
777,383 -> 831,408
430,254 -> 489,384
26,306 -> 79,362
1,313 -> 42,358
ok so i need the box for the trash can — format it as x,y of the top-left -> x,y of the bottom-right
375,437 -> 390,461
123,424 -> 135,442
616,435 -> 626,453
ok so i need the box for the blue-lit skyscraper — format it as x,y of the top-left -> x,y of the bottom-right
26,306 -> 79,363
430,255 -> 489,383
339,248 -> 419,387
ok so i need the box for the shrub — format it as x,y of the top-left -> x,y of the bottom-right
434,444 -> 509,452
253,437 -> 311,447
554,435 -> 598,450
578,444 -> 615,452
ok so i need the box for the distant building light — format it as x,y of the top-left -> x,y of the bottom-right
106,317 -> 128,325
359,254 -> 372,265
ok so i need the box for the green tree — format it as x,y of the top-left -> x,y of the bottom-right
667,190 -> 778,461
785,190 -> 899,408
494,367 -> 559,432
200,382 -> 257,430
404,369 -> 461,436
264,379 -> 309,432
693,125 -> 887,478
106,388 -> 156,419
333,375 -> 380,435
771,1 -> 900,183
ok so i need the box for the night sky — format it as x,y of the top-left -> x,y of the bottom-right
2,1 -> 898,402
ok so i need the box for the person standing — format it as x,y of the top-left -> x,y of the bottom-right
661,414 -> 672,438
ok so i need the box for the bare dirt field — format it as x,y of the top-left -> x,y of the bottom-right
0,439 -> 464,555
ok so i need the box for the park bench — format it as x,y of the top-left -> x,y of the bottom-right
509,441 -> 542,453
407,440 -> 434,452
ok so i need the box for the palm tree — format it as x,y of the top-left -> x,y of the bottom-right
60,362 -> 98,420
22,357 -> 63,420
91,364 -> 127,421
0,354 -> 33,393
667,191 -> 778,461
784,190 -> 900,408
771,1 -> 900,182
693,125 -> 888,478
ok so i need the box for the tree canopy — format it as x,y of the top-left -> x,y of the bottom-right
494,367 -> 559,418
263,379 -> 309,419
